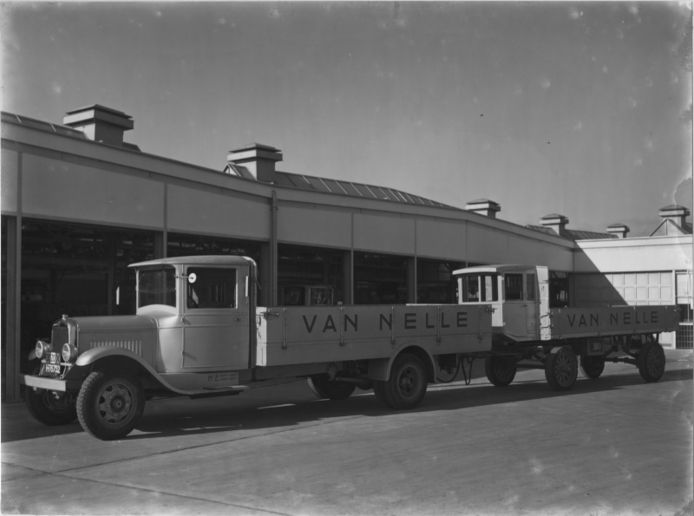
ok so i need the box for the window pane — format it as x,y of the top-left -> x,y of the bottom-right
187,268 -> 237,309
461,275 -> 480,302
310,287 -> 333,305
139,267 -> 176,308
505,274 -> 524,301
526,274 -> 536,301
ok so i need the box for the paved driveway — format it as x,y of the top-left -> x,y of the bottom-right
2,351 -> 692,515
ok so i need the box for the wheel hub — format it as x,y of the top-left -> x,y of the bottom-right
98,383 -> 133,424
399,367 -> 418,396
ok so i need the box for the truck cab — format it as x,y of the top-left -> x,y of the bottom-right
131,255 -> 256,373
454,264 -> 550,342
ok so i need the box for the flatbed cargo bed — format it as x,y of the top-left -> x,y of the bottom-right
547,305 -> 679,340
256,304 -> 492,366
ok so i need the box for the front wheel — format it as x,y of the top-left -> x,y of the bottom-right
375,353 -> 428,410
307,375 -> 356,400
545,345 -> 578,391
485,356 -> 517,387
25,388 -> 77,426
637,340 -> 665,383
76,372 -> 144,440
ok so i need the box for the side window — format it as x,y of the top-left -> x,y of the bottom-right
526,274 -> 536,301
504,274 -> 524,301
187,268 -> 237,309
461,275 -> 480,302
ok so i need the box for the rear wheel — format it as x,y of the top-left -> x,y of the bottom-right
545,346 -> 578,391
485,356 -> 517,387
76,371 -> 144,440
307,375 -> 356,400
637,340 -> 665,383
375,353 -> 428,410
24,388 -> 76,426
580,355 -> 606,379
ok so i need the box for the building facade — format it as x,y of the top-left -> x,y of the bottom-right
2,105 -> 691,402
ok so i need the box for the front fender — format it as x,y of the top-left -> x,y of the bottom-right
75,346 -> 155,369
73,347 -> 189,395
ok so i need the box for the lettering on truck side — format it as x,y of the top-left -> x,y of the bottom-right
300,310 -> 470,334
565,310 -> 660,328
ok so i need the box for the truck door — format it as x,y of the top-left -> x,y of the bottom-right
181,266 -> 250,371
500,273 -> 527,340
500,271 -> 540,341
524,272 -> 540,339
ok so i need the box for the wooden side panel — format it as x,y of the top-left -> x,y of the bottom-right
255,304 -> 492,367
548,305 -> 680,340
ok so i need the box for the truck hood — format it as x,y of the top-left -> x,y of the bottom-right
72,314 -> 159,333
71,315 -> 159,361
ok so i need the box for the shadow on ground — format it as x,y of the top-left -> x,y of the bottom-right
3,359 -> 692,443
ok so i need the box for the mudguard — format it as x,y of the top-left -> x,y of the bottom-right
74,347 -> 192,395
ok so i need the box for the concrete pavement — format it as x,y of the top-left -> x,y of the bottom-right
2,350 -> 692,516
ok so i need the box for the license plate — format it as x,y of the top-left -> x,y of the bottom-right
44,363 -> 61,375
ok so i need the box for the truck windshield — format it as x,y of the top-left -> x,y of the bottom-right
460,274 -> 498,302
138,267 -> 176,308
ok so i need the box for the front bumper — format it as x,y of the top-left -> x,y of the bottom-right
21,375 -> 68,392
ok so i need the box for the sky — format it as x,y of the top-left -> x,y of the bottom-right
1,1 -> 692,236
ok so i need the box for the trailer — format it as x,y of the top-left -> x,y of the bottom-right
453,264 -> 679,390
21,255 -> 491,440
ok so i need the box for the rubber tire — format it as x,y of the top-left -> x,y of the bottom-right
580,355 -> 606,379
76,371 -> 144,440
375,353 -> 428,410
24,388 -> 77,426
637,341 -> 666,383
544,346 -> 578,391
307,375 -> 356,400
485,356 -> 517,387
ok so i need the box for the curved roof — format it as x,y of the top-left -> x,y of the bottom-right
271,170 -> 455,209
128,255 -> 256,268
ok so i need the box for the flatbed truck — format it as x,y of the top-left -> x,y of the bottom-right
20,257 -> 678,440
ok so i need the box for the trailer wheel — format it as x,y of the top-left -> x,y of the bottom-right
580,355 -> 605,379
544,346 -> 578,391
307,375 -> 356,400
376,353 -> 427,410
25,388 -> 77,426
485,356 -> 517,387
637,340 -> 665,383
76,371 -> 144,440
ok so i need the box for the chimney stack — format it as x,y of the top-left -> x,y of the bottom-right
658,205 -> 690,231
606,223 -> 630,239
541,213 -> 569,236
63,105 -> 133,147
227,144 -> 282,183
465,199 -> 501,219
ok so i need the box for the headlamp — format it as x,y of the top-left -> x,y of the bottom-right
34,340 -> 51,360
61,342 -> 77,362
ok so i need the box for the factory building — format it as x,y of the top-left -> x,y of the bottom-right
1,105 -> 691,401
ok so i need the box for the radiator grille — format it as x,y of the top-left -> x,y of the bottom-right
676,324 -> 693,350
51,326 -> 68,346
